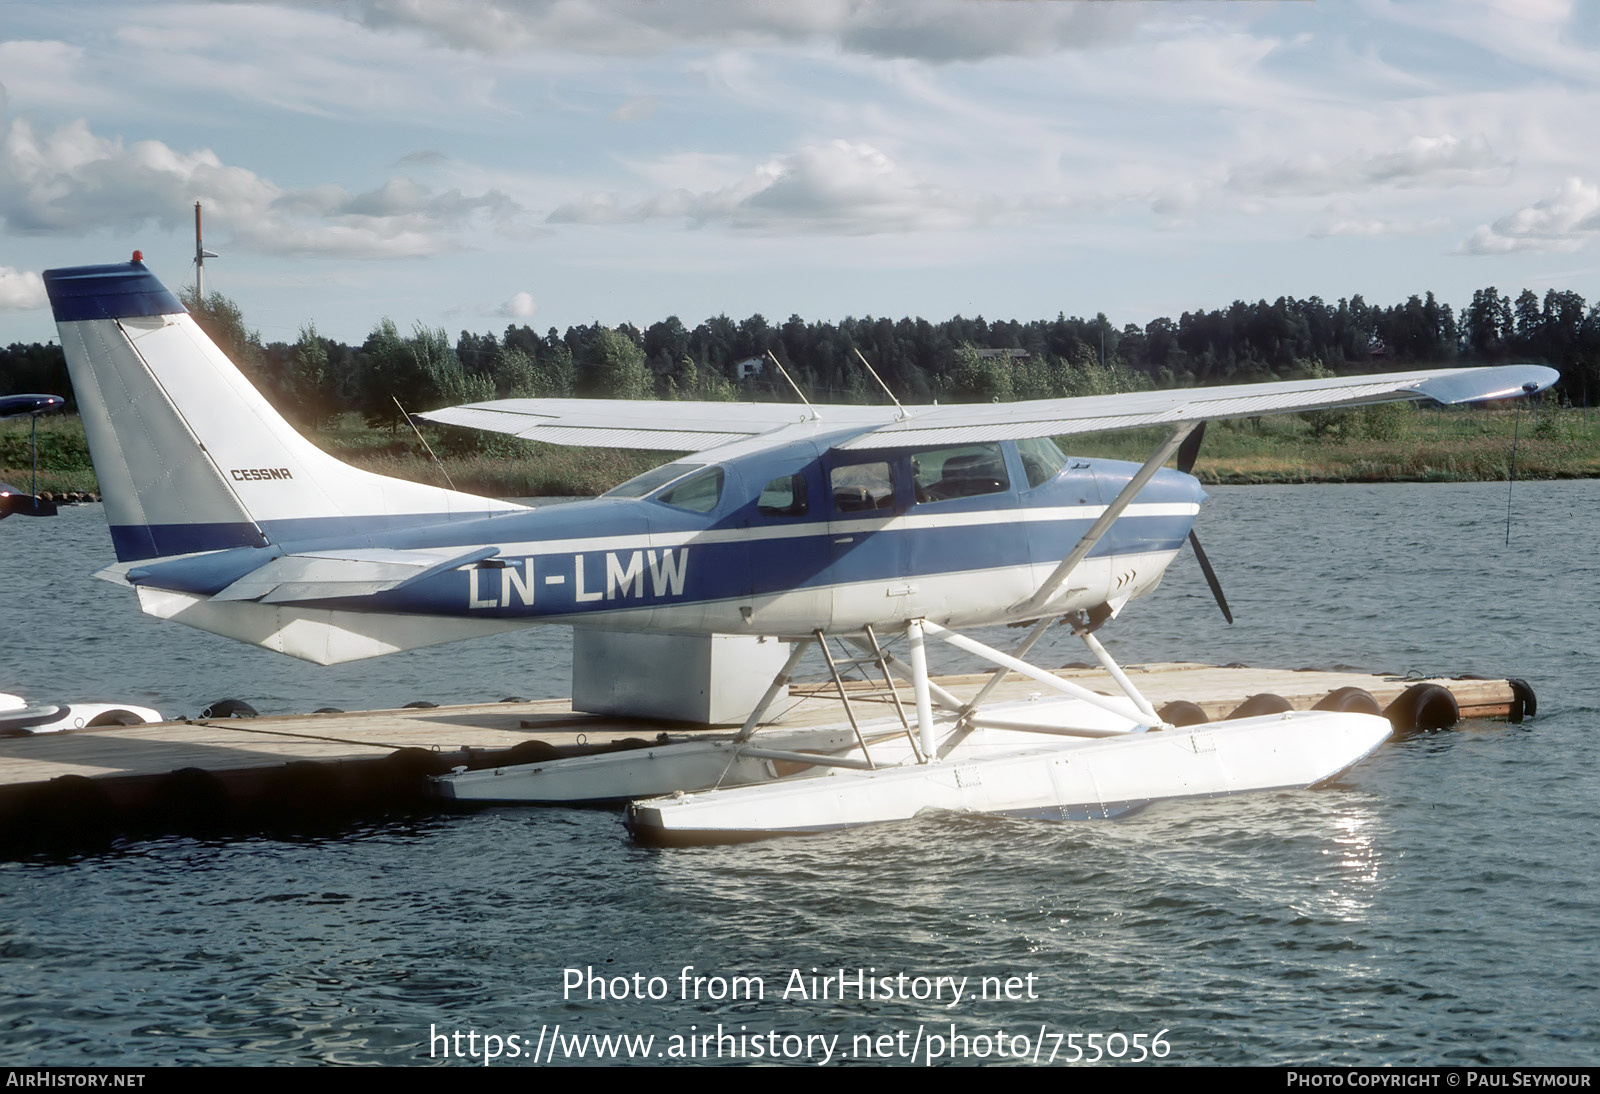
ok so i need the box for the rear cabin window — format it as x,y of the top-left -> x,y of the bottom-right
656,467 -> 724,513
830,462 -> 894,513
1015,436 -> 1069,489
911,444 -> 1009,502
758,473 -> 808,518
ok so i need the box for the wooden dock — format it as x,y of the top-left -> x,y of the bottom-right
0,663 -> 1533,851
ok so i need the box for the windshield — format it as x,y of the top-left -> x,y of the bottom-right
1015,436 -> 1068,489
656,467 -> 724,513
603,462 -> 705,499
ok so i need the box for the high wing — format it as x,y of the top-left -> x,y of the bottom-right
421,365 -> 1557,453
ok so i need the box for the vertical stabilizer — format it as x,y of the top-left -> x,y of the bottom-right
45,259 -> 522,562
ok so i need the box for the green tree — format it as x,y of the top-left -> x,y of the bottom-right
285,323 -> 334,429
1465,287 -> 1511,359
581,327 -> 653,399
353,318 -> 418,426
179,287 -> 279,400
410,323 -> 494,408
947,342 -> 1013,402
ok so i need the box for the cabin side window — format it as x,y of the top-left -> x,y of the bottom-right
656,467 -> 724,513
830,462 -> 894,513
1015,436 -> 1069,489
911,443 -> 1009,502
758,473 -> 809,518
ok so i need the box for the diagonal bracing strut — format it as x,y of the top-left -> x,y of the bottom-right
962,422 -> 1198,716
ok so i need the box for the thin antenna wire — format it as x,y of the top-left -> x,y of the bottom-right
765,350 -> 819,420
1505,401 -> 1522,546
394,395 -> 457,491
852,348 -> 906,419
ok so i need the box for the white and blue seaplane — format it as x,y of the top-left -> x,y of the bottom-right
43,256 -> 1556,843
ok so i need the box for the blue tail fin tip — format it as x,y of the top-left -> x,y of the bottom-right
43,261 -> 187,324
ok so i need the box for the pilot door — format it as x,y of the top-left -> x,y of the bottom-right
824,455 -> 905,629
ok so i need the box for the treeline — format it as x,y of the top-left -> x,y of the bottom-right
5,286 -> 1599,428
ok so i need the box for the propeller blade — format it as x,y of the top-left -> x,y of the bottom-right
1176,420 -> 1207,475
1188,529 -> 1233,624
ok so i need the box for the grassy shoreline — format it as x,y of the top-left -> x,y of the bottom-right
5,404 -> 1595,498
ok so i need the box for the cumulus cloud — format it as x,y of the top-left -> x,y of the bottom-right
496,290 -> 536,318
0,116 -> 521,258
325,0 -> 1141,61
0,266 -> 46,311
1460,177 -> 1600,254
1229,134 -> 1511,198
549,140 -> 1012,235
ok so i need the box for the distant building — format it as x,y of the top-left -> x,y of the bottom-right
734,356 -> 765,379
976,348 -> 1030,361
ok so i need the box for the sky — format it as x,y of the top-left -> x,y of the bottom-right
1,0 -> 1598,349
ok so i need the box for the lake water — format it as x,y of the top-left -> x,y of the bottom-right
1,482 -> 1596,1066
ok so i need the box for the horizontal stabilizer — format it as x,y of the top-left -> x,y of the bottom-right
211,545 -> 500,603
135,586 -> 528,665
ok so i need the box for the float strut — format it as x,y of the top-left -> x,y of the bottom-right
1079,630 -> 1161,725
906,620 -> 939,763
733,639 -> 811,743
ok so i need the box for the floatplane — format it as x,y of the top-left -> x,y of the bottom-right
43,256 -> 1555,843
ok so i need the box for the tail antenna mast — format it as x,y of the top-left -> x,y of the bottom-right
765,350 -> 821,421
852,347 -> 907,420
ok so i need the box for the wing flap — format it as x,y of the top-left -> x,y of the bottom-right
418,398 -> 904,451
419,398 -> 828,452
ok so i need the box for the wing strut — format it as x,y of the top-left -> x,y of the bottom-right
1017,421 -> 1197,617
960,423 -> 1197,714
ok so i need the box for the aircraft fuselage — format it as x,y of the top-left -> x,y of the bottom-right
127,431 -> 1204,637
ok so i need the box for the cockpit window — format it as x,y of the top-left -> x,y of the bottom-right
830,462 -> 894,513
656,467 -> 724,513
758,473 -> 808,518
1015,437 -> 1068,489
911,444 -> 1009,502
604,462 -> 704,499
